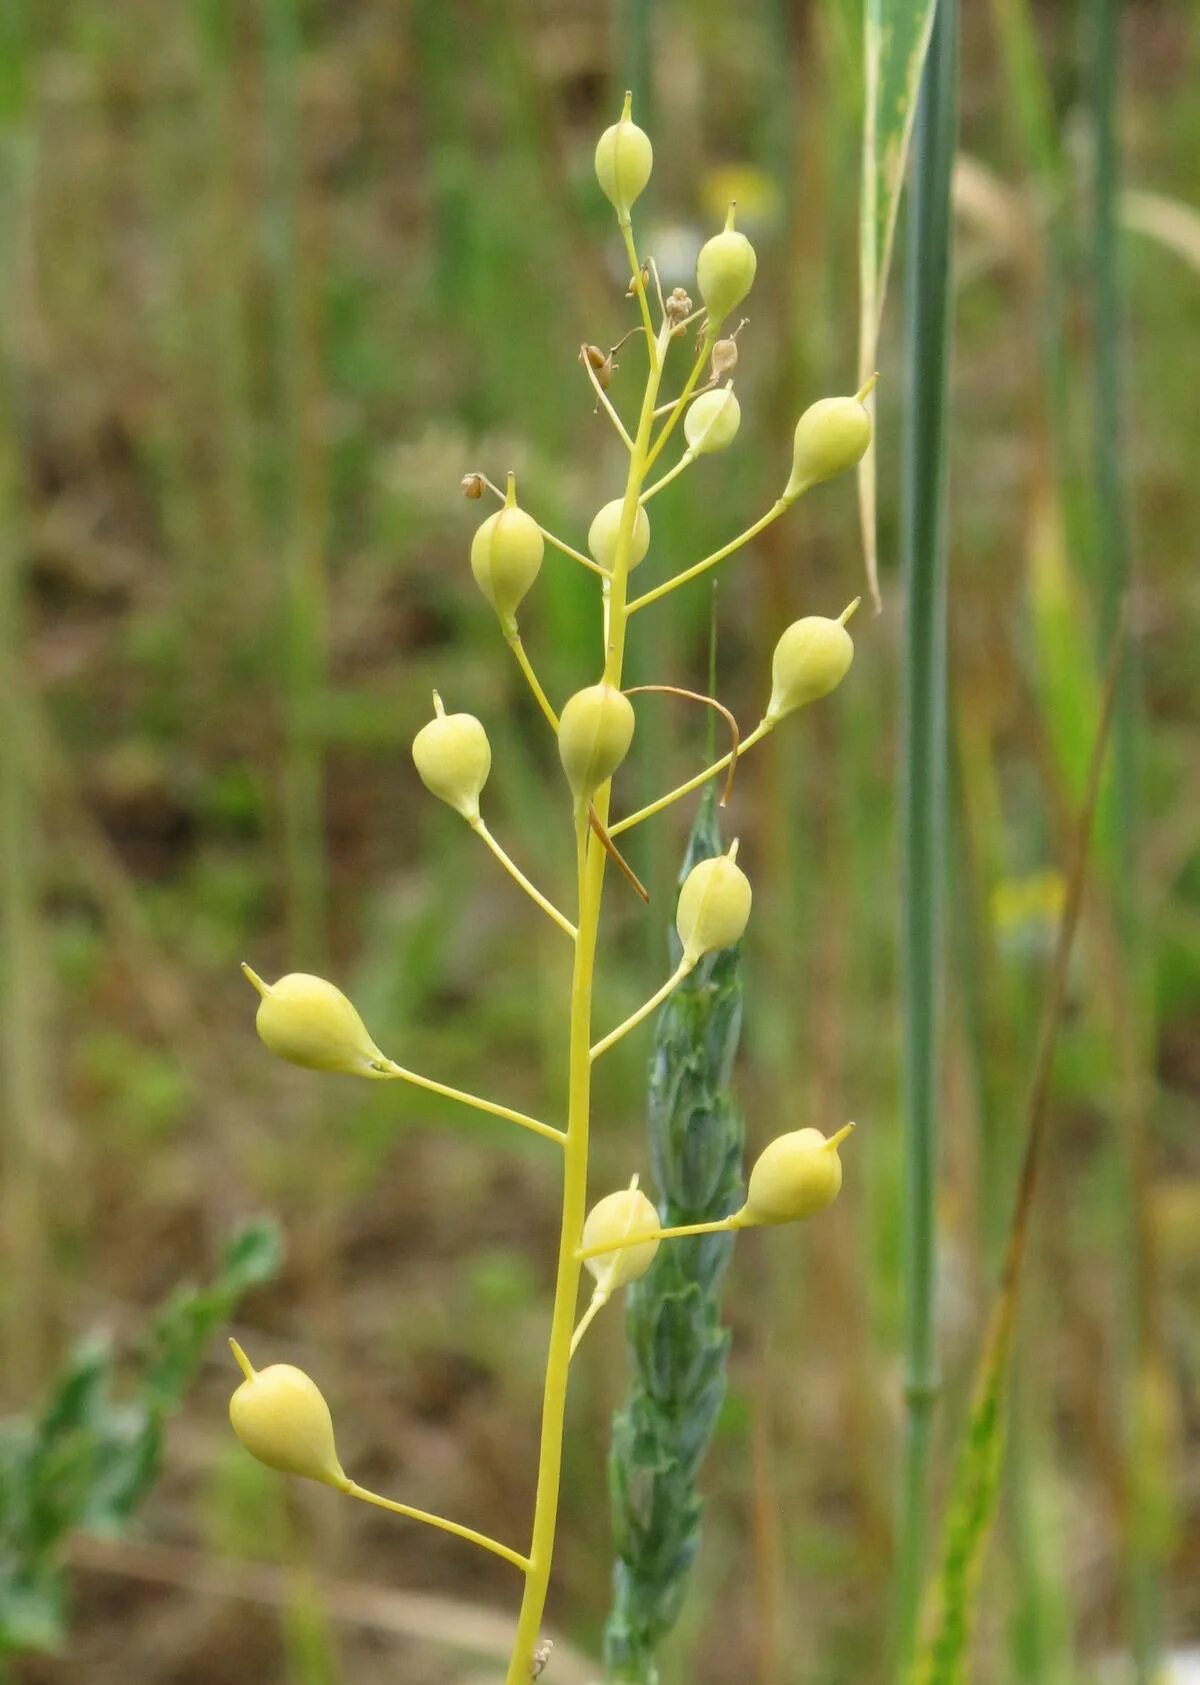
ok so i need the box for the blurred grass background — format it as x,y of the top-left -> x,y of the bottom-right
1,1 -> 1198,1682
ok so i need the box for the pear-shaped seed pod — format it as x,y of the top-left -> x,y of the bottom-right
675,849 -> 752,964
582,1186 -> 660,1290
684,386 -> 741,455
783,394 -> 872,502
470,485 -> 544,631
558,683 -> 636,808
412,698 -> 491,822
737,1125 -> 852,1226
696,207 -> 757,327
229,1342 -> 348,1489
242,967 -> 391,1078
588,499 -> 651,574
766,611 -> 855,722
594,94 -> 653,220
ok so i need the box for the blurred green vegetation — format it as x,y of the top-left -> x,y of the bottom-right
0,2 -> 1197,1683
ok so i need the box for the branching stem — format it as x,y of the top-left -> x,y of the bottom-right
577,1215 -> 743,1261
628,500 -> 790,615
378,1064 -> 564,1146
471,817 -> 575,938
590,958 -> 695,1062
344,1483 -> 530,1573
506,632 -> 561,731
610,719 -> 773,837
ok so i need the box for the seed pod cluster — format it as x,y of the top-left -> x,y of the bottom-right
765,606 -> 857,722
588,499 -> 651,573
243,967 -> 392,1078
558,683 -> 636,809
412,695 -> 491,822
470,476 -> 544,632
696,205 -> 757,328
594,94 -> 653,221
783,392 -> 873,503
675,847 -> 752,964
228,1342 -> 348,1490
683,386 -> 741,456
737,1125 -> 852,1226
583,1186 -> 660,1290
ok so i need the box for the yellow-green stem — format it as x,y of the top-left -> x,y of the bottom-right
610,718 -> 773,836
577,1215 -> 742,1262
506,632 -> 561,732
503,307 -> 670,1685
628,500 -> 790,615
344,1483 -> 530,1573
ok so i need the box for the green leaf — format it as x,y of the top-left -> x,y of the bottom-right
857,0 -> 940,606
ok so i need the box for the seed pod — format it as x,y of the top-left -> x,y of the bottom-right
242,966 -> 392,1078
765,604 -> 857,722
709,335 -> 740,381
583,1186 -> 660,1290
469,474 -> 544,632
587,499 -> 651,573
684,385 -> 741,455
228,1340 -> 348,1489
558,683 -> 636,808
675,846 -> 752,964
783,392 -> 872,502
579,343 -> 614,390
412,693 -> 491,821
696,205 -> 757,328
737,1124 -> 853,1226
594,93 -> 653,220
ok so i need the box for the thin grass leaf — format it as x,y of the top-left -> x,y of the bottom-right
910,616 -> 1126,1685
857,0 -> 940,608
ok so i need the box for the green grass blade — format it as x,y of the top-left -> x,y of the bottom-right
895,0 -> 958,1667
910,624 -> 1125,1685
857,0 -> 940,607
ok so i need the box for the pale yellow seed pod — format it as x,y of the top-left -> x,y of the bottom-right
737,1125 -> 853,1226
684,386 -> 741,455
558,683 -> 636,808
696,206 -> 757,327
783,393 -> 872,502
242,966 -> 391,1078
582,1186 -> 660,1290
228,1341 -> 348,1489
675,847 -> 752,964
765,604 -> 857,722
588,499 -> 651,573
412,694 -> 491,822
594,93 -> 653,220
469,476 -> 544,631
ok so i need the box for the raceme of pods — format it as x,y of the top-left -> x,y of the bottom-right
231,94 -> 870,1685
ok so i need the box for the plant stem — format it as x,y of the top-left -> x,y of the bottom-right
472,819 -> 576,938
590,959 -> 693,1062
506,632 -> 561,731
627,501 -> 789,616
378,1065 -> 564,1145
343,1483 -> 529,1573
895,0 -> 958,1669
503,305 -> 670,1685
610,720 -> 773,837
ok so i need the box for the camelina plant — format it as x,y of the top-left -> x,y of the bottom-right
228,95 -> 871,1683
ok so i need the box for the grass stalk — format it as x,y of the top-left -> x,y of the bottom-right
603,787 -> 745,1684
0,0 -> 48,1394
895,0 -> 958,1667
268,0 -> 329,965
1088,4 -> 1166,1678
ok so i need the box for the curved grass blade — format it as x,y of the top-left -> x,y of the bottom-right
857,0 -> 940,608
909,617 -> 1125,1685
